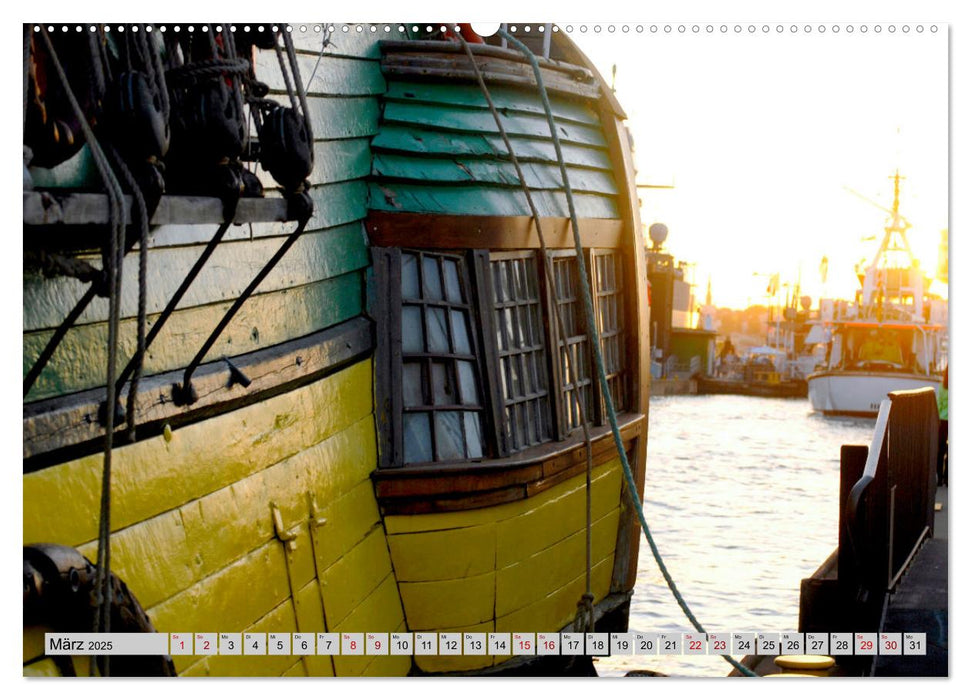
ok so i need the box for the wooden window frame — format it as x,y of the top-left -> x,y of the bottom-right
481,250 -> 554,454
374,245 -> 631,469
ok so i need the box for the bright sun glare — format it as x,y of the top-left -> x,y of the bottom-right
574,29 -> 948,311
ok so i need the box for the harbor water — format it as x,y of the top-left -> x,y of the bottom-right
596,394 -> 876,677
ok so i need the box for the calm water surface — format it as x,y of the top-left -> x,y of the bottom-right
596,394 -> 875,677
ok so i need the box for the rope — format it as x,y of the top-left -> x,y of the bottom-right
274,41 -> 299,112
282,30 -> 313,143
221,26 -> 249,153
38,27 -> 126,676
104,144 -> 149,441
456,34 -> 596,634
166,57 -> 249,83
499,28 -> 757,677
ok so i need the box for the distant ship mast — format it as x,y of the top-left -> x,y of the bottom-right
861,171 -> 924,320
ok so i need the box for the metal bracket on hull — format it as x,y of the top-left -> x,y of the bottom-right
270,502 -> 299,551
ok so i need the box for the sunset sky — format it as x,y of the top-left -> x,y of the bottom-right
575,26 -> 948,310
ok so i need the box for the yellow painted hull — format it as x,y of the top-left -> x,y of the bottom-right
24,357 -> 633,676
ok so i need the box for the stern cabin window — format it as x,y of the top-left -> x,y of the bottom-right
375,247 -> 629,467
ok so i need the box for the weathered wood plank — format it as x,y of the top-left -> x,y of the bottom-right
23,361 -> 375,545
373,415 -> 643,514
371,125 -> 613,171
261,94 -> 380,141
383,81 -> 601,126
66,421 -> 363,611
255,51 -> 385,96
365,212 -> 623,253
256,137 -> 372,191
24,224 -> 368,331
398,570 -> 496,630
371,153 -> 618,195
496,508 -> 619,617
381,101 -> 607,148
24,271 -> 364,400
495,557 -> 613,634
251,180 -> 368,238
496,459 -> 622,568
331,575 -> 408,676
388,522 -> 497,583
381,64 -> 601,102
23,191 -> 290,227
23,317 -> 373,460
144,540 -> 292,636
380,40 -> 596,79
368,182 -> 618,219
318,527 -> 395,629
138,180 -> 367,249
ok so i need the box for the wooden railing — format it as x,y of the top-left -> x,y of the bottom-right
800,387 -> 939,668
838,387 -> 939,625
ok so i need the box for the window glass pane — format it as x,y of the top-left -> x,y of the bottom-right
464,413 -> 483,458
457,360 -> 479,405
426,307 -> 449,352
431,361 -> 453,405
422,256 -> 443,300
402,306 -> 424,352
434,412 -> 464,460
443,259 -> 462,303
403,412 -> 432,463
451,309 -> 471,355
402,253 -> 420,299
503,308 -> 516,348
403,361 -> 424,407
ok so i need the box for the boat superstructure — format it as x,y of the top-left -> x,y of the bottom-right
807,172 -> 946,417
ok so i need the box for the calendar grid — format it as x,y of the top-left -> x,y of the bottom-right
44,631 -> 928,657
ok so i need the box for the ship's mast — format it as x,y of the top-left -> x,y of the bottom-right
863,171 -> 923,317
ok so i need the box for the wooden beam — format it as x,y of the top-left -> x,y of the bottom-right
380,65 -> 602,101
373,413 -> 644,514
366,212 -> 623,250
24,192 -> 293,227
23,317 -> 373,465
378,40 -> 596,82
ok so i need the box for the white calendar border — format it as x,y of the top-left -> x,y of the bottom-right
7,1 -> 962,698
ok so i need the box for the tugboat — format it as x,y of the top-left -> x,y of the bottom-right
807,172 -> 946,417
23,23 -> 650,676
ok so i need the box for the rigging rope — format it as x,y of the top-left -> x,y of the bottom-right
38,27 -> 127,676
104,144 -> 150,442
498,28 -> 757,677
456,34 -> 595,635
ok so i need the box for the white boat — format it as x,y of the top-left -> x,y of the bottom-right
807,173 -> 947,417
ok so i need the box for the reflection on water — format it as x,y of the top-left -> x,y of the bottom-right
596,394 -> 875,677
